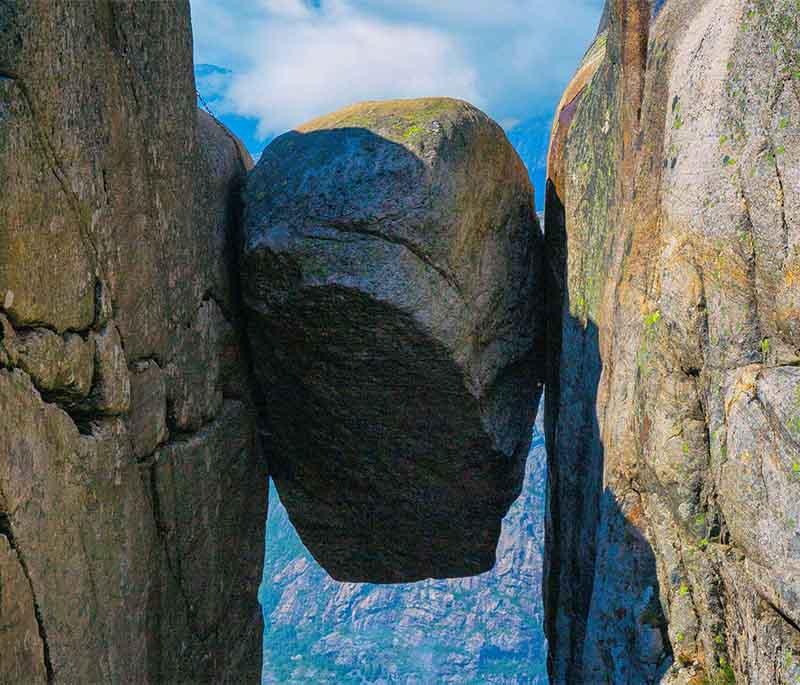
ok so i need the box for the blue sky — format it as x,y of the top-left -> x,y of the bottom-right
190,0 -> 604,156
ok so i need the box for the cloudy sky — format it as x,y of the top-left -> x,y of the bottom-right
190,0 -> 603,152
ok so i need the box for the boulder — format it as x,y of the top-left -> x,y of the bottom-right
243,98 -> 543,582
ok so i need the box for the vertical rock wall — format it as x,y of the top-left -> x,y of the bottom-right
0,2 -> 267,682
546,0 -> 800,682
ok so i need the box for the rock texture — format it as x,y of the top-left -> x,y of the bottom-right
243,98 -> 543,583
260,420 -> 548,684
0,2 -> 266,682
546,0 -> 800,683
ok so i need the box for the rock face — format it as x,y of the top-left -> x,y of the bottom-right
546,0 -> 800,683
260,419 -> 548,685
0,2 -> 266,682
243,98 -> 543,583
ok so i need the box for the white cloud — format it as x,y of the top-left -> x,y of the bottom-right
191,0 -> 603,139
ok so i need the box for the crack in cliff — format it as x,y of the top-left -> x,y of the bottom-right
0,509 -> 55,683
8,77 -> 103,283
753,389 -> 800,459
106,1 -> 143,114
145,460 -> 206,645
77,530 -> 113,685
738,178 -> 764,347
758,589 -> 800,638
773,154 -> 790,270
143,399 -> 260,653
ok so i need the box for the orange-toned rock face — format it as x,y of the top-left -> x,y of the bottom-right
546,0 -> 800,683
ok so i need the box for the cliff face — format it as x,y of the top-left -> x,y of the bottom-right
546,0 -> 800,683
243,98 -> 544,583
0,2 -> 266,682
260,421 -> 547,684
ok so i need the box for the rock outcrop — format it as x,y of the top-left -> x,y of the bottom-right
243,98 -> 544,583
0,2 -> 266,682
546,0 -> 800,683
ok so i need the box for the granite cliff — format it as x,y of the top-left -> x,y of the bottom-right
546,0 -> 800,682
1,2 -> 265,682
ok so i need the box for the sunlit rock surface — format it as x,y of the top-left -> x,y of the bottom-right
545,0 -> 800,682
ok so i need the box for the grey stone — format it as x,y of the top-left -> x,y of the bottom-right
11,328 -> 94,401
128,360 -> 168,460
243,97 -> 543,583
85,324 -> 130,416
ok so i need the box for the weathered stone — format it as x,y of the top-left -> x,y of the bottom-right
0,369 -> 155,683
152,400 -> 266,682
128,360 -> 168,460
0,74 -> 95,332
165,299 -> 225,432
85,324 -> 130,416
0,2 -> 264,682
10,327 -> 94,401
0,535 -> 47,685
243,98 -> 543,582
545,0 -> 800,682
0,312 -> 18,367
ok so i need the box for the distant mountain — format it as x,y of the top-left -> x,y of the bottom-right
259,420 -> 548,684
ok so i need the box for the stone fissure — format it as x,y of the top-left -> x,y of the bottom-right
773,154 -> 790,268
10,78 -> 102,278
76,531 -> 113,685
145,462 -> 204,641
0,508 -> 54,683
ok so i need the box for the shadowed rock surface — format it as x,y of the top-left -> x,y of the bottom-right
0,2 -> 266,682
546,0 -> 800,683
243,98 -> 544,583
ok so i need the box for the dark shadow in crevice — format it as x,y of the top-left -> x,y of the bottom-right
543,179 -> 672,684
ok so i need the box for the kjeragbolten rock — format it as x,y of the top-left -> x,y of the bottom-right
242,98 -> 544,583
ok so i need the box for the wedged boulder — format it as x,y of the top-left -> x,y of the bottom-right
243,98 -> 543,582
